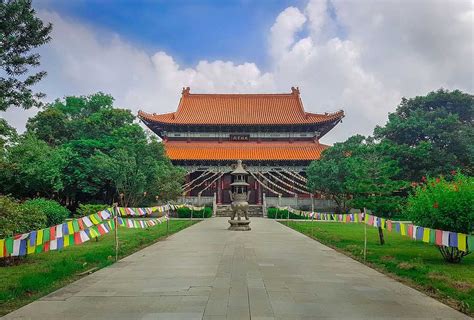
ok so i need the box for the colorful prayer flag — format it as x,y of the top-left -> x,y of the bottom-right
449,232 -> 458,248
422,228 -> 430,243
442,231 -> 450,247
458,233 -> 467,252
435,230 -> 443,245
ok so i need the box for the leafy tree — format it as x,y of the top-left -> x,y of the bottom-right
0,134 -> 69,197
3,92 -> 185,208
0,195 -> 47,238
22,198 -> 70,226
0,0 -> 52,110
374,89 -> 474,180
406,173 -> 473,263
308,136 -> 406,216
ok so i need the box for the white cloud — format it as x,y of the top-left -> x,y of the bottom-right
2,0 -> 473,144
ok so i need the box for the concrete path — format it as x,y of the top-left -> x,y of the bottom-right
3,218 -> 470,320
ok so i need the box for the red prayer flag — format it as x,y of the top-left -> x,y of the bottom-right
43,241 -> 50,252
49,226 -> 56,240
97,224 -> 106,235
435,230 -> 443,245
78,219 -> 85,230
408,224 -> 413,238
74,232 -> 82,245
387,220 -> 392,232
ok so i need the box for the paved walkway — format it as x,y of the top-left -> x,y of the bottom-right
4,218 -> 470,320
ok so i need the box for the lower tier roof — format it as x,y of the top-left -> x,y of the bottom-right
163,141 -> 328,161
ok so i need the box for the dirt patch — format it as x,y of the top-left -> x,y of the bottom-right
428,272 -> 449,281
381,255 -> 395,262
397,262 -> 417,270
452,281 -> 474,292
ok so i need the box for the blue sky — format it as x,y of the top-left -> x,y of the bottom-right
35,0 -> 304,69
4,0 -> 471,143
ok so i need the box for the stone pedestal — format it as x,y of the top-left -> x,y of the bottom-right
228,219 -> 251,231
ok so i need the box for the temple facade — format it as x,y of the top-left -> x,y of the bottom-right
138,87 -> 344,213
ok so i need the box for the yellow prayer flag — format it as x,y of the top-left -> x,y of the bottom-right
458,233 -> 467,252
27,241 -> 35,254
64,236 -> 70,247
381,218 -> 386,230
67,221 -> 74,234
422,228 -> 430,243
90,215 -> 99,225
36,229 -> 44,245
0,239 -> 4,258
400,223 -> 407,236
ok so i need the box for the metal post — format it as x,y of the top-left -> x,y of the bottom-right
166,203 -> 170,236
311,194 -> 314,213
113,204 -> 119,262
363,207 -> 367,262
311,213 -> 315,238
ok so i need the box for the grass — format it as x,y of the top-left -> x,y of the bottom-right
0,219 -> 197,316
284,221 -> 474,316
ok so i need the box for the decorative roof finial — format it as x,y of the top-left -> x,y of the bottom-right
291,86 -> 300,95
182,87 -> 191,96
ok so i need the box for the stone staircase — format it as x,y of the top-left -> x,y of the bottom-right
215,205 -> 263,217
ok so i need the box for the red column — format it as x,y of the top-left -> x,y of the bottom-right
217,175 -> 223,204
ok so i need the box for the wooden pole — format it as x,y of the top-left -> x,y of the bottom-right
363,207 -> 367,262
311,213 -> 315,238
113,203 -> 119,262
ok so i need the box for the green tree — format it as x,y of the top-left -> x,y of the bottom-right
308,135 -> 407,244
0,0 -> 52,110
6,92 -> 185,208
0,134 -> 70,197
374,89 -> 474,180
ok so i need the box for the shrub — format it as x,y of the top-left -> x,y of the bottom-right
0,196 -> 47,238
177,206 -> 212,218
267,207 -> 309,220
21,198 -> 70,227
406,173 -> 474,262
76,204 -> 109,217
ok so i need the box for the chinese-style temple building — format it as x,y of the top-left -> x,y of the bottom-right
139,87 -> 344,214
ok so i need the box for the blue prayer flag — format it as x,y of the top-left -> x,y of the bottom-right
449,232 -> 458,247
29,231 -> 37,247
416,227 -> 424,241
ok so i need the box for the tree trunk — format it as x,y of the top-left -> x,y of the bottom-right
437,245 -> 469,263
377,226 -> 385,245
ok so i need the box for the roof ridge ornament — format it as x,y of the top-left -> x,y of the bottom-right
182,87 -> 191,96
291,86 -> 300,95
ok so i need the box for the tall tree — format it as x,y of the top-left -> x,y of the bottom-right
0,0 -> 52,110
9,92 -> 185,207
307,136 -> 406,216
374,89 -> 474,180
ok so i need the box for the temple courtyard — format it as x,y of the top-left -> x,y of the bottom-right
3,218 -> 469,320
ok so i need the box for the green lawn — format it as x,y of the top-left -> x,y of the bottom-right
284,221 -> 474,316
0,219 -> 197,316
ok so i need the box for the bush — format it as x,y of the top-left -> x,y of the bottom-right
267,207 -> 309,220
406,173 -> 474,262
21,198 -> 70,227
76,204 -> 109,217
0,196 -> 47,238
177,206 -> 212,218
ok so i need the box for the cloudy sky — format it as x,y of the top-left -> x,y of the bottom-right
2,0 -> 473,144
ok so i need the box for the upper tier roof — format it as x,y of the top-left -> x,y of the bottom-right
138,87 -> 344,126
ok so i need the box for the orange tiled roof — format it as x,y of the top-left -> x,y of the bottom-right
138,87 -> 344,126
163,141 -> 328,161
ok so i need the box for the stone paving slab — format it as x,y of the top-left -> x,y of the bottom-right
3,218 -> 471,320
